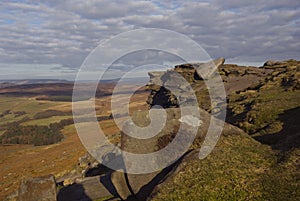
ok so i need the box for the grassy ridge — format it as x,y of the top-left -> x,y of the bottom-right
152,60 -> 300,200
152,135 -> 300,201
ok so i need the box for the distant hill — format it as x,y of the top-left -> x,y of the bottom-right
0,79 -> 72,88
0,77 -> 148,101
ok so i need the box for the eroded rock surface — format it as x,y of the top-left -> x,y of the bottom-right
18,175 -> 57,201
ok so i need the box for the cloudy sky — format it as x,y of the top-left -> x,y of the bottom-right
0,0 -> 299,80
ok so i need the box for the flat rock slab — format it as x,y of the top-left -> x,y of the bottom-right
57,175 -> 116,201
18,175 -> 57,201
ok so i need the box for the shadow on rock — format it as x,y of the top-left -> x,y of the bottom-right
57,183 -> 92,201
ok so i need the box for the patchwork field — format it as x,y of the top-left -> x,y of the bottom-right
0,83 -> 149,200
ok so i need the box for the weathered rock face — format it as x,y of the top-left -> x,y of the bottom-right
219,64 -> 273,94
146,58 -> 226,109
113,57 -> 274,200
110,102 -> 250,200
121,108 -> 210,154
149,61 -> 300,200
227,59 -> 300,137
147,58 -> 274,112
103,58 -> 253,200
261,59 -> 300,90
18,175 -> 57,201
263,59 -> 297,68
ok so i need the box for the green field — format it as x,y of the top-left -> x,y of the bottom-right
0,96 -> 73,144
0,96 -> 71,123
0,113 -> 26,126
21,116 -> 73,126
0,97 -> 53,114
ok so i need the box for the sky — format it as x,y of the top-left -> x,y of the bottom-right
0,0 -> 299,80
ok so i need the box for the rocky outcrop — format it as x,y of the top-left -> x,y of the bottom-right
18,175 -> 57,201
17,58 -> 299,201
219,64 -> 272,94
109,105 -> 246,200
147,58 -> 274,112
227,59 -> 300,136
106,58 -> 277,200
111,108 -> 205,200
146,58 -> 226,109
261,59 -> 300,90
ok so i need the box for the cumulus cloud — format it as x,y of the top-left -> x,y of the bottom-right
0,0 -> 299,79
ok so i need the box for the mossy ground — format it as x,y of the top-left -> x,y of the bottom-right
228,88 -> 300,135
152,135 -> 299,201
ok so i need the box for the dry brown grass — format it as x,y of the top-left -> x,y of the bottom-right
0,85 -> 149,200
0,125 -> 86,200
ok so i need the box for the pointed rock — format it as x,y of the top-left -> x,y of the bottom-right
195,57 -> 225,79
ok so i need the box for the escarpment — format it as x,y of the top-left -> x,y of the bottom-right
12,58 -> 300,201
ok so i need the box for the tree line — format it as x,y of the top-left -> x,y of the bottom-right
0,118 -> 74,146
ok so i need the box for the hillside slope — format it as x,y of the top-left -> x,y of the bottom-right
149,59 -> 300,200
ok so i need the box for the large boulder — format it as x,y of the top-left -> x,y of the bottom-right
18,175 -> 57,201
110,105 -> 246,200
